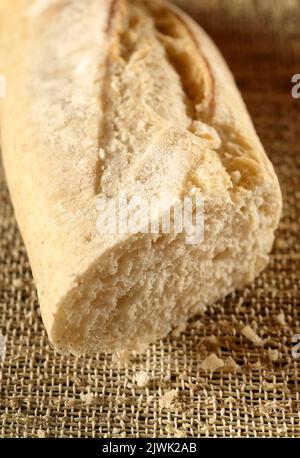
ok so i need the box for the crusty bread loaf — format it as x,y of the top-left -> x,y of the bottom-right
0,0 -> 282,355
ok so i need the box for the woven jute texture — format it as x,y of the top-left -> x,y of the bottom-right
0,0 -> 300,438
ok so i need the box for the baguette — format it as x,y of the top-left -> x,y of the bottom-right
0,0 -> 282,355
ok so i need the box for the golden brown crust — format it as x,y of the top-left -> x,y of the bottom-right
163,1 -> 216,117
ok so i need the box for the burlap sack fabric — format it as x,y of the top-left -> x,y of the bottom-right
0,0 -> 299,438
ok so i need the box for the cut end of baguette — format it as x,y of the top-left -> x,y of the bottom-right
51,170 -> 280,356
